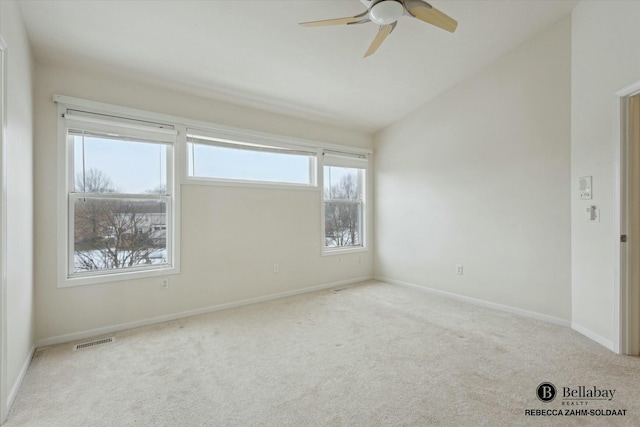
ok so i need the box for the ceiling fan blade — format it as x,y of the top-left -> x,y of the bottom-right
364,23 -> 396,58
405,0 -> 458,33
300,11 -> 368,27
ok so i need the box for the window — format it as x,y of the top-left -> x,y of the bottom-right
57,95 -> 371,285
62,109 -> 177,284
186,130 -> 317,186
323,151 -> 367,251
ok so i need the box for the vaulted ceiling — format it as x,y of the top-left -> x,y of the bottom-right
17,0 -> 578,132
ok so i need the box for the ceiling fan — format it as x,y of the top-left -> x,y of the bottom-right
299,0 -> 458,57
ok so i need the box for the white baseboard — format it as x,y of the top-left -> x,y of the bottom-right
7,345 -> 35,413
377,276 -> 571,327
36,276 -> 373,348
571,322 -> 615,352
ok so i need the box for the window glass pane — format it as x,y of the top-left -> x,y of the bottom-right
324,202 -> 362,247
73,133 -> 167,194
188,142 -> 312,185
73,198 -> 168,273
324,166 -> 361,200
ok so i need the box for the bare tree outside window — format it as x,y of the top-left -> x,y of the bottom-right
74,168 -> 168,273
75,168 -> 115,193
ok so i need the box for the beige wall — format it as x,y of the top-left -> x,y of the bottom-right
571,1 -> 640,349
0,0 -> 35,412
33,63 -> 373,343
374,17 -> 572,323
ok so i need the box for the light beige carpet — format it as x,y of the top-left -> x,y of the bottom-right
6,280 -> 640,426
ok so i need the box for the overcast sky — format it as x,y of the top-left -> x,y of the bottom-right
74,135 -> 355,194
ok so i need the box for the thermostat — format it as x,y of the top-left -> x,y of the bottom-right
579,176 -> 592,200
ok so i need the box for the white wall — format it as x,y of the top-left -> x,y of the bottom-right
571,1 -> 640,349
0,0 -> 35,415
33,63 -> 373,343
374,17 -> 572,323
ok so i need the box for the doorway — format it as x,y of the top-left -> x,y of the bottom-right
628,93 -> 640,356
615,82 -> 640,356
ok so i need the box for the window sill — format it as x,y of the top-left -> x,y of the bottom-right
322,246 -> 368,257
59,265 -> 179,288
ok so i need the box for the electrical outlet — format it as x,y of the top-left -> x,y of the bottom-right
161,279 -> 169,289
273,263 -> 279,273
456,265 -> 464,275
338,257 -> 342,263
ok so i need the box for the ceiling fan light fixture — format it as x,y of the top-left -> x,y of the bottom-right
299,0 -> 458,57
369,1 -> 404,25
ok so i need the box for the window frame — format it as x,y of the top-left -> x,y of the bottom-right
321,151 -> 369,256
184,127 -> 319,190
56,98 -> 181,287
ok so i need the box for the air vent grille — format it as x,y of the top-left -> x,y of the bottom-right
73,337 -> 115,350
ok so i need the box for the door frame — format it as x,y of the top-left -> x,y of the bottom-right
0,33 -> 8,425
614,80 -> 640,356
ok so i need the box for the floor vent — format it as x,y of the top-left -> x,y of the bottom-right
73,337 -> 115,351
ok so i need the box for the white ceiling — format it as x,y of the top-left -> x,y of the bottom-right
17,0 -> 579,133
